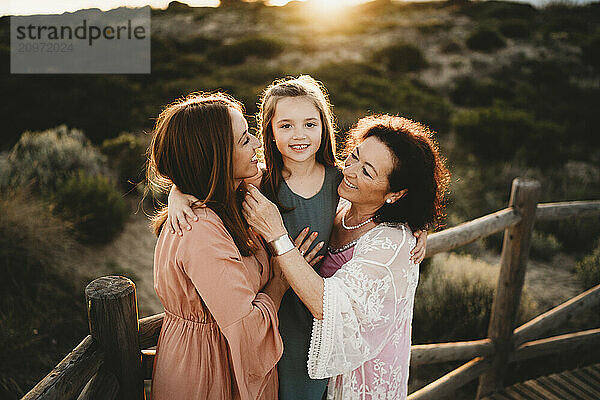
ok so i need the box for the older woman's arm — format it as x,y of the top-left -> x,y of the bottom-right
242,184 -> 325,319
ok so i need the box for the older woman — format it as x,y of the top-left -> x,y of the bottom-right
242,115 -> 450,399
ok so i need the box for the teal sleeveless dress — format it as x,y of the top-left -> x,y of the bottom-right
276,165 -> 342,400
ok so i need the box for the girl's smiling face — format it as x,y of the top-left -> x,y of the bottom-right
271,96 -> 323,165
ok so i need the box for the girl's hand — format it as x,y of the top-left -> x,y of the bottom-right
294,227 -> 325,267
410,230 -> 428,264
168,185 -> 199,236
242,184 -> 287,242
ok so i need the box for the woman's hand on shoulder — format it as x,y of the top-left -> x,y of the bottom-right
168,185 -> 200,236
410,229 -> 427,264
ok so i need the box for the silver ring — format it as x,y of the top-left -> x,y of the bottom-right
299,250 -> 305,256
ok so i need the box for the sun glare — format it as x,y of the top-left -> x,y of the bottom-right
306,0 -> 360,16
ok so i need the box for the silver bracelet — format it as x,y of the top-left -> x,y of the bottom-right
268,234 -> 295,256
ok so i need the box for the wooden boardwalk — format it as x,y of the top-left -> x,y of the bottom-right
484,363 -> 600,400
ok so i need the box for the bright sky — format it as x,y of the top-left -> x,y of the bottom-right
1,0 -> 369,17
2,0 -> 592,16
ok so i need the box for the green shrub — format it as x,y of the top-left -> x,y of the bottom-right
440,38 -> 463,54
210,36 -> 284,66
460,1 -> 538,20
451,105 -> 565,166
372,42 -> 428,73
499,19 -> 532,39
313,63 -> 452,133
466,26 -> 506,52
413,254 -> 537,343
175,35 -> 221,53
582,35 -> 600,69
576,242 -> 600,290
0,189 -> 87,398
4,126 -> 106,193
52,171 -> 128,244
534,162 -> 600,253
450,76 -> 511,107
101,133 -> 148,192
529,231 -> 562,262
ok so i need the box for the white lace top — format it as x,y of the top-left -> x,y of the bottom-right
307,223 -> 419,400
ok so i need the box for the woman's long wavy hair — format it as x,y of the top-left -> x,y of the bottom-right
147,92 -> 257,256
344,115 -> 451,232
257,75 -> 339,210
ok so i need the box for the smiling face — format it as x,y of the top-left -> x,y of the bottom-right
271,96 -> 323,165
339,136 -> 405,209
230,107 -> 261,184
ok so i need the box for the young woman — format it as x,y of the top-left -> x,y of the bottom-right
242,114 -> 450,399
167,77 -> 427,399
147,93 -> 287,400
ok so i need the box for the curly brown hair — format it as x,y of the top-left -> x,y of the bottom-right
345,115 -> 450,231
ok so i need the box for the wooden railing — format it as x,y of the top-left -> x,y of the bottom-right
22,178 -> 600,400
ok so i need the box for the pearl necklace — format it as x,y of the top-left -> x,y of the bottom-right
341,209 -> 374,230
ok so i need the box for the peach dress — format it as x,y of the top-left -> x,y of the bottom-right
151,207 -> 283,400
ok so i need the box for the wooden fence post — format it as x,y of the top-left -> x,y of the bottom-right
476,178 -> 540,398
85,276 -> 145,400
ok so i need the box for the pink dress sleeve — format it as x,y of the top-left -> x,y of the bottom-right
179,213 -> 283,399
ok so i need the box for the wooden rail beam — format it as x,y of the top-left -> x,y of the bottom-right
513,284 -> 600,346
536,201 -> 600,221
22,335 -> 103,400
76,367 -> 119,400
426,208 -> 521,257
139,313 -> 164,349
513,328 -> 600,362
411,339 -> 493,366
141,350 -> 156,380
408,357 -> 492,400
477,178 -> 540,398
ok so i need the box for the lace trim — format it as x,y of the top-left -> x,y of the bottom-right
308,277 -> 336,379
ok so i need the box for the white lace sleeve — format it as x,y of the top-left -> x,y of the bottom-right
307,224 -> 418,379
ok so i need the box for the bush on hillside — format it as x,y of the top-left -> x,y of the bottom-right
499,19 -> 532,39
451,105 -> 565,166
529,231 -> 562,262
313,64 -> 452,133
52,171 -> 129,244
535,162 -> 600,253
175,35 -> 221,54
210,36 -> 283,66
450,76 -> 512,107
0,189 -> 87,398
101,133 -> 148,192
582,35 -> 600,69
372,42 -> 428,73
460,1 -> 538,20
413,254 -> 537,343
466,26 -> 506,52
4,126 -> 106,193
576,241 -> 600,290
